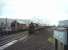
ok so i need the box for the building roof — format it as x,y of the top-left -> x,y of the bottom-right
59,20 -> 68,27
16,20 -> 31,24
16,20 -> 26,24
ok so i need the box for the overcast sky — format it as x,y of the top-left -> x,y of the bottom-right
0,0 -> 68,25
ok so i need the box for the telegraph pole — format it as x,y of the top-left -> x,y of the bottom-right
6,16 -> 8,27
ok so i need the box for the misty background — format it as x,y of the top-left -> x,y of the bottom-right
0,0 -> 68,26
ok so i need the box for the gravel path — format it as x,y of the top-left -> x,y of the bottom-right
4,29 -> 55,50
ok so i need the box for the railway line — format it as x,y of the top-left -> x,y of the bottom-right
0,31 -> 28,47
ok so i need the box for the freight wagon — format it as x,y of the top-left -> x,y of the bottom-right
0,19 -> 30,35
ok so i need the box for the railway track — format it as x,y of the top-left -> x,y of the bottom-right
0,31 -> 28,47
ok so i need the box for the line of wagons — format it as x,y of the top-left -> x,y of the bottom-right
0,20 -> 39,35
0,20 -> 29,35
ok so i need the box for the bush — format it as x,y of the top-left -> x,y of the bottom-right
48,36 -> 55,44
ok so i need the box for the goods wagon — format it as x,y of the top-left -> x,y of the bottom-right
0,20 -> 29,35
